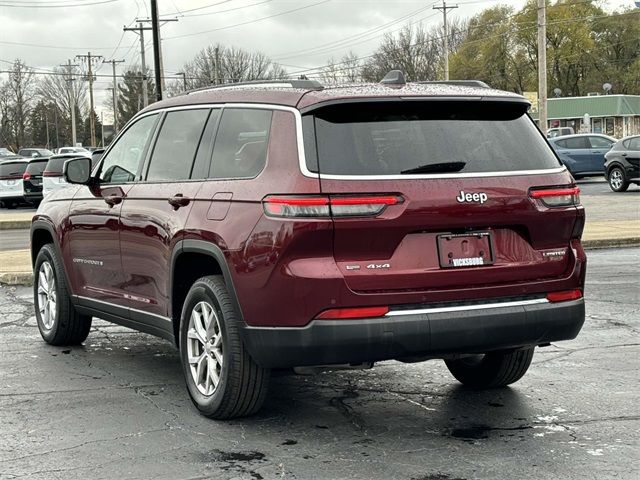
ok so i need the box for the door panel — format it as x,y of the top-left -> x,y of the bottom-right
119,108 -> 213,318
120,182 -> 202,317
65,113 -> 160,309
66,184 -> 132,308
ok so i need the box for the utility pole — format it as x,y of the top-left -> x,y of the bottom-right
61,60 -> 78,147
76,52 -> 103,147
537,0 -> 548,133
150,0 -> 162,101
124,23 -> 149,108
214,46 -> 220,85
125,16 -> 177,105
177,72 -> 187,91
103,58 -> 125,133
434,1 -> 458,81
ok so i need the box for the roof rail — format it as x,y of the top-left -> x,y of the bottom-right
185,78 -> 324,95
418,80 -> 491,89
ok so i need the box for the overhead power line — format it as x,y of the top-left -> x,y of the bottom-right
0,0 -> 121,7
165,0 -> 333,41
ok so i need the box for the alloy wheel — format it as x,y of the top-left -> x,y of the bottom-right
37,261 -> 57,330
187,301 -> 224,396
610,169 -> 623,190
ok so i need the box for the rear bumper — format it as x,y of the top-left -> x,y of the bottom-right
241,298 -> 585,368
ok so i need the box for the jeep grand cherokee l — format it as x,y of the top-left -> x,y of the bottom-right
30,74 -> 586,419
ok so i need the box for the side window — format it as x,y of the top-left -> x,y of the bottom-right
555,140 -> 567,149
589,136 -> 613,148
210,108 -> 272,179
564,137 -> 589,149
629,137 -> 640,151
99,114 -> 158,183
146,109 -> 210,182
190,109 -> 221,180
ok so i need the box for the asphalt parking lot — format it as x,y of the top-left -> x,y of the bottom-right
0,247 -> 638,480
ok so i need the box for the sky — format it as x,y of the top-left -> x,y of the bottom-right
0,0 -> 634,122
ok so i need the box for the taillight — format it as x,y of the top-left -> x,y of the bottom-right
22,172 -> 31,180
547,289 -> 582,303
263,195 -> 402,218
530,186 -> 580,207
316,306 -> 390,319
43,171 -> 61,177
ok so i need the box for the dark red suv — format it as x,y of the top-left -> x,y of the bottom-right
30,74 -> 586,419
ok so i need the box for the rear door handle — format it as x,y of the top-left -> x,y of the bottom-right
104,195 -> 123,207
168,194 -> 190,209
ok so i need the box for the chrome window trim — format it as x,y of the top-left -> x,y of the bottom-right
385,298 -> 549,317
119,102 -> 568,182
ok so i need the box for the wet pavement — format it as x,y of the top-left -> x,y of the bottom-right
0,248 -> 638,480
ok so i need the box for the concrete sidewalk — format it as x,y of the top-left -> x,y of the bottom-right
1,220 -> 638,286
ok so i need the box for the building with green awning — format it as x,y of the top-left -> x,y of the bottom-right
531,95 -> 640,138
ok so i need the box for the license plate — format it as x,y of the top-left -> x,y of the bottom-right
437,232 -> 494,268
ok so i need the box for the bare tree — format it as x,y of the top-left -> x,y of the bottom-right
320,51 -> 362,85
0,59 -> 36,149
181,44 -> 287,90
38,65 -> 88,122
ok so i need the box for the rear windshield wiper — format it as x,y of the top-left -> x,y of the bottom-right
401,161 -> 467,174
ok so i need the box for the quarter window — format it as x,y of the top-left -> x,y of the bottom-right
210,108 -> 272,179
588,136 -> 613,148
146,109 -> 210,182
99,114 -> 158,183
628,137 -> 640,151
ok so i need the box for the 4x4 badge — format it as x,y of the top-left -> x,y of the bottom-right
456,190 -> 488,204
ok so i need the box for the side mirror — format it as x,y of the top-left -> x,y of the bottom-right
63,157 -> 92,184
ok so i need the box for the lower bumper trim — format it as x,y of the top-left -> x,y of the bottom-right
241,299 -> 585,368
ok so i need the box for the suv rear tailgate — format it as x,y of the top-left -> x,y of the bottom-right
303,99 -> 582,294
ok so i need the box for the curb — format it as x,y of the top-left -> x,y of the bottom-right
0,220 -> 32,231
0,272 -> 33,287
581,237 -> 640,250
1,238 -> 638,288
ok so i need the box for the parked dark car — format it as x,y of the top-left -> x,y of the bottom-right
17,148 -> 54,158
548,134 -> 616,178
30,74 -> 586,419
22,157 -> 50,205
604,135 -> 640,192
0,158 -> 28,208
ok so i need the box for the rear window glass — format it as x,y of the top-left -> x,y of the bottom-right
0,161 -> 27,177
557,137 -> 589,149
210,108 -> 272,179
588,136 -> 613,148
304,101 -> 561,176
44,156 -> 72,174
625,137 -> 640,151
26,159 -> 48,175
146,109 -> 210,182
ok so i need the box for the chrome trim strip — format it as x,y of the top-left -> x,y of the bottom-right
308,166 -> 567,181
76,295 -> 171,322
385,298 -> 549,316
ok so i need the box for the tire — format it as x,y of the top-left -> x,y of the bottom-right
179,275 -> 270,419
608,167 -> 629,192
444,347 -> 535,388
33,244 -> 92,346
